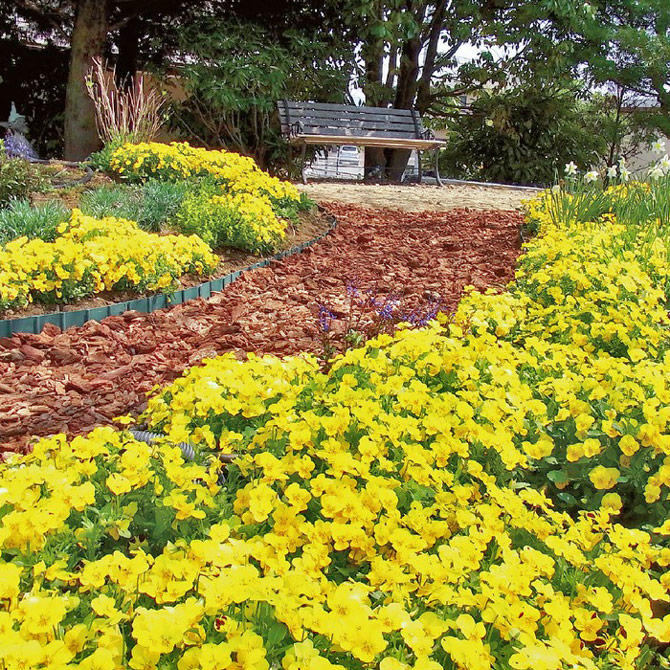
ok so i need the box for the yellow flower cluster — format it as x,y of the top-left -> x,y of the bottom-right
108,142 -> 305,252
109,141 -> 299,203
210,192 -> 287,250
147,208 -> 670,524
0,419 -> 668,670
1,177 -> 669,668
0,209 -> 217,312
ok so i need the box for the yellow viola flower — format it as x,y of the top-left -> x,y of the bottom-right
589,466 -> 620,490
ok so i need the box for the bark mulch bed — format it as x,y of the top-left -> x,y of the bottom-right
0,203 -> 524,454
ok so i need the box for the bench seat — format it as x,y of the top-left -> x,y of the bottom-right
278,100 -> 445,183
288,134 -> 444,150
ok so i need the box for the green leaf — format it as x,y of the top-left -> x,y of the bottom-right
547,470 -> 569,486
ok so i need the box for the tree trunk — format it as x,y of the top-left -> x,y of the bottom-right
385,37 -> 421,181
64,0 -> 109,160
386,148 -> 413,182
362,33 -> 388,179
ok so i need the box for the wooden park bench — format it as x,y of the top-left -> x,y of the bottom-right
278,100 -> 445,184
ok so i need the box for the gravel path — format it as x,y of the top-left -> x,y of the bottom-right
299,182 -> 538,212
0,204 -> 523,453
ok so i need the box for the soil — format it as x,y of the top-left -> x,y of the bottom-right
31,166 -> 114,209
0,208 -> 332,319
299,182 -> 539,212
0,203 -> 523,453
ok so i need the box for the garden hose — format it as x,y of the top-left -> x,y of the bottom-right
129,429 -> 196,460
129,429 -> 236,486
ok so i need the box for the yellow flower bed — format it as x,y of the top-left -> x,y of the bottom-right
107,142 -> 307,253
0,209 -> 217,312
1,185 -> 670,668
108,141 -> 300,203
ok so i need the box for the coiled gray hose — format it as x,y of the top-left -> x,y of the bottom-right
130,429 -> 196,460
129,429 -> 236,487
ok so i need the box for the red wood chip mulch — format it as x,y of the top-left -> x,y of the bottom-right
0,203 -> 524,453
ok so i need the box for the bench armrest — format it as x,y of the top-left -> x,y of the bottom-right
289,120 -> 304,138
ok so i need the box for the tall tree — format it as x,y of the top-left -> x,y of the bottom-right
571,0 -> 670,134
6,0 -> 227,159
64,0 -> 108,160
339,0 -> 585,178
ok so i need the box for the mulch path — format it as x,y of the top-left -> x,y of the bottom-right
0,203 -> 524,454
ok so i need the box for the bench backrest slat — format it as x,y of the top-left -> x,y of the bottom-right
283,101 -> 414,116
278,100 -> 425,140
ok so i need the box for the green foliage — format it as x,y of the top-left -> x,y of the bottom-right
440,85 -> 608,186
269,192 -> 315,222
582,88 -> 658,168
87,139 -> 126,174
571,0 -> 670,135
79,180 -> 190,232
172,20 -> 351,172
174,184 -> 285,254
0,199 -> 69,245
0,153 -> 45,207
537,175 -> 670,238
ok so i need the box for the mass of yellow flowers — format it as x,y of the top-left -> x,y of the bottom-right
0,182 -> 669,669
108,142 -> 300,203
0,209 -> 217,312
108,142 -> 305,252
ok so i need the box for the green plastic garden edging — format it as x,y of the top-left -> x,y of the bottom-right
0,211 -> 337,338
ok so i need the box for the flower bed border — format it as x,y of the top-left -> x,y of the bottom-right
0,208 -> 337,337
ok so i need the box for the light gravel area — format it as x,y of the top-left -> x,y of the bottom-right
298,182 -> 539,212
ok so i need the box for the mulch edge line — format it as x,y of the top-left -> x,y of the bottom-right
0,207 -> 338,338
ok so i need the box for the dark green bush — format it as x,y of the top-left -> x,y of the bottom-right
0,199 -> 69,245
440,86 -> 608,186
269,192 -> 315,222
0,155 -> 45,207
87,139 -> 125,174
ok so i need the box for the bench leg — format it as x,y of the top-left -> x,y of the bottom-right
434,148 -> 443,186
417,150 -> 423,184
299,144 -> 308,184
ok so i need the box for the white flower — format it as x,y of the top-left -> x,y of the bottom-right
584,170 -> 599,183
583,2 -> 595,16
484,119 -> 494,127
564,161 -> 578,177
551,184 -> 561,193
618,156 -> 627,166
649,164 -> 664,180
659,154 -> 670,171
619,166 -> 631,182
606,165 -> 618,179
652,138 -> 666,154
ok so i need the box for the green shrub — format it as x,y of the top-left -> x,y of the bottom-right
79,180 -> 190,232
0,199 -> 69,245
269,192 -> 315,222
0,156 -> 45,207
88,139 -> 125,174
175,185 -> 285,253
440,85 -> 608,186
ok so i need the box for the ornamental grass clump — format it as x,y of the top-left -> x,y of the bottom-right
0,199 -> 69,244
79,179 -> 190,233
86,59 -> 167,148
